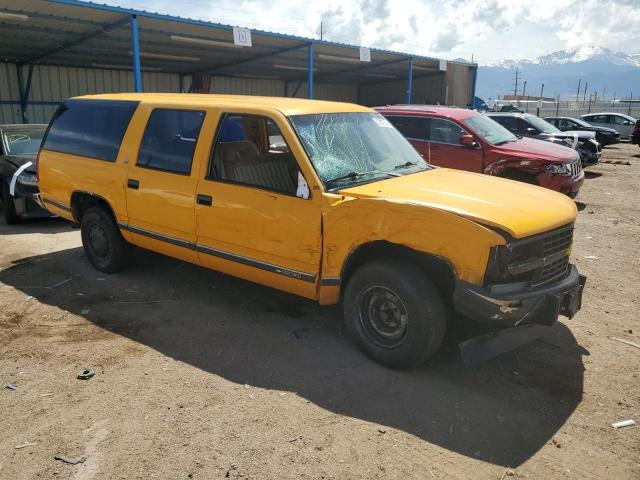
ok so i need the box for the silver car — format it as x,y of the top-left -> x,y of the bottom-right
581,113 -> 637,140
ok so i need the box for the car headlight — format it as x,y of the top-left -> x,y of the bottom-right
17,171 -> 38,186
545,163 -> 570,175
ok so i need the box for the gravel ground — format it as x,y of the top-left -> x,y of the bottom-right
1,143 -> 639,479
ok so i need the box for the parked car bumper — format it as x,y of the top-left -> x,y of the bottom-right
9,182 -> 53,219
453,264 -> 585,328
632,132 -> 640,145
537,170 -> 584,198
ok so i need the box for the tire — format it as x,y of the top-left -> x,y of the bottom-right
343,259 -> 447,369
1,181 -> 19,225
80,206 -> 132,273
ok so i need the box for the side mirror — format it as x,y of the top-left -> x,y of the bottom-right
460,134 -> 475,147
526,127 -> 539,135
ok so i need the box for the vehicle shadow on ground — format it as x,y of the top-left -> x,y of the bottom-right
0,217 -> 73,235
584,171 -> 602,179
0,247 -> 586,468
575,201 -> 587,211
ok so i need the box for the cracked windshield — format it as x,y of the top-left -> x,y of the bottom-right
290,112 -> 431,190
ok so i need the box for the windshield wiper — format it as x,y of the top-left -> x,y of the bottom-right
393,161 -> 418,169
326,170 -> 380,184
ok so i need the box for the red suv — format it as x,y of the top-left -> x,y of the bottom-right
376,105 -> 584,197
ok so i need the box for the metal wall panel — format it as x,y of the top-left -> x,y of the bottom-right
0,63 -> 22,124
286,82 -> 358,102
359,73 -> 446,107
0,62 -> 182,124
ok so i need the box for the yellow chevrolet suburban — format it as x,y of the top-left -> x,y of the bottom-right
37,94 -> 585,368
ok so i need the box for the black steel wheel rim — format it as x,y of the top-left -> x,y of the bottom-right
358,285 -> 408,348
88,223 -> 109,258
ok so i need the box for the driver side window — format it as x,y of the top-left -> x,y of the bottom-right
428,118 -> 467,145
208,114 -> 309,199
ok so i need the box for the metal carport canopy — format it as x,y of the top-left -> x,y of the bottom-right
0,0 -> 462,101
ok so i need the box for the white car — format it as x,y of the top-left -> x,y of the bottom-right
581,113 -> 637,140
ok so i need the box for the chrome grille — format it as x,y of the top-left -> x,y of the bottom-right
534,226 -> 573,286
568,159 -> 582,177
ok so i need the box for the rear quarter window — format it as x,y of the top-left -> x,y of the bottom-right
42,99 -> 138,162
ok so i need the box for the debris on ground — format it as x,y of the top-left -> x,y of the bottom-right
5,383 -> 17,391
611,419 -> 635,430
77,368 -> 95,380
584,255 -> 598,260
54,454 -> 86,465
81,309 -> 90,314
14,442 -> 36,449
608,337 -> 640,350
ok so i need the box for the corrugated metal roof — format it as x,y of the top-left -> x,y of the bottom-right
0,0 -> 473,84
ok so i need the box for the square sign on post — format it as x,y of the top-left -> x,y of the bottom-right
439,59 -> 447,71
233,26 -> 252,47
359,47 -> 371,62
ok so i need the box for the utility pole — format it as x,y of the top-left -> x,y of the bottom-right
582,81 -> 588,106
513,68 -> 519,97
602,86 -> 606,99
537,83 -> 544,116
629,93 -> 633,116
319,20 -> 323,40
576,79 -> 581,103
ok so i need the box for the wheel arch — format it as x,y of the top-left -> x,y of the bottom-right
340,241 -> 457,301
70,191 -> 119,224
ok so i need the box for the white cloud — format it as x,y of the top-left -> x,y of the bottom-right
108,0 -> 640,63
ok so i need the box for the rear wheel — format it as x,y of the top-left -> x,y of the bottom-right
80,206 -> 132,273
343,259 -> 447,369
1,181 -> 19,225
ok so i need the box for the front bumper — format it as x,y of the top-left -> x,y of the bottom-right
537,171 -> 584,197
453,264 -> 585,328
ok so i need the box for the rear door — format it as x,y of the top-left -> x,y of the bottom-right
426,117 -> 483,172
384,115 -> 429,159
123,104 -> 207,263
194,110 -> 322,299
608,115 -> 634,138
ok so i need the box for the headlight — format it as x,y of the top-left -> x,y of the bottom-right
545,163 -> 570,175
17,171 -> 38,186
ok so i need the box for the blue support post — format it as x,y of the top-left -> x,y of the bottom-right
130,15 -> 142,93
16,64 -> 34,124
307,43 -> 314,99
406,57 -> 413,104
470,66 -> 478,109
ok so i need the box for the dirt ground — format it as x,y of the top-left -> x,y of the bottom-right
1,144 -> 639,480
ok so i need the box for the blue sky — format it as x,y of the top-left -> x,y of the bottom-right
105,0 -> 640,65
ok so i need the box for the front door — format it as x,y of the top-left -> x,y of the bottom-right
426,117 -> 483,172
124,105 -> 207,263
194,111 -> 322,299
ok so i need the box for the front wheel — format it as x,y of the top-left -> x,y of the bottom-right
80,206 -> 133,273
343,260 -> 447,369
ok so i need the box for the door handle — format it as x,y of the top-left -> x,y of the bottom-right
127,179 -> 139,190
196,194 -> 213,206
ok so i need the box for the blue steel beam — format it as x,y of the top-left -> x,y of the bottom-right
469,65 -> 478,108
25,15 -> 130,63
47,0 -> 447,65
200,41 -> 310,74
406,57 -> 413,104
307,43 -> 314,99
314,57 -> 407,82
130,15 -> 142,92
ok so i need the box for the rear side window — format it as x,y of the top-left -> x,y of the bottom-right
43,99 -> 138,162
386,116 -> 429,140
137,109 -> 205,175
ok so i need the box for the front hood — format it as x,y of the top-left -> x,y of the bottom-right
494,137 -> 576,163
4,154 -> 37,172
539,131 -> 594,141
339,168 -> 576,239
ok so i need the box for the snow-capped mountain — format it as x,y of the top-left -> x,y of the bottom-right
477,45 -> 640,100
490,45 -> 640,69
